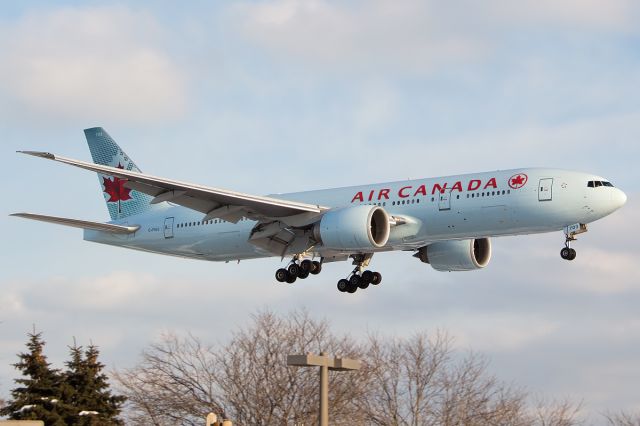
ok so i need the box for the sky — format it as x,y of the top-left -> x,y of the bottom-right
1,0 -> 639,421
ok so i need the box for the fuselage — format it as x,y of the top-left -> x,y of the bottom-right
84,168 -> 627,262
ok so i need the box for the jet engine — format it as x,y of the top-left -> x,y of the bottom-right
414,238 -> 491,271
313,205 -> 390,251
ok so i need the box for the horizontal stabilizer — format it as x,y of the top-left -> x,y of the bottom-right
10,213 -> 140,234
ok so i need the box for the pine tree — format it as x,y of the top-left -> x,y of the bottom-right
0,331 -> 69,425
61,342 -> 126,425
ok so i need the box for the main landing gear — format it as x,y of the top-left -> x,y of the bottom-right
275,257 -> 322,284
560,223 -> 587,261
336,254 -> 382,294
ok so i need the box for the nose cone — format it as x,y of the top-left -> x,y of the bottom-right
612,188 -> 627,210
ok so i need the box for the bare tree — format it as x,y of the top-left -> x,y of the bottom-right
112,332 -> 223,426
604,411 -> 640,426
361,331 -> 529,426
532,398 -> 582,426
216,309 -> 367,425
113,309 -> 584,426
113,309 -> 367,425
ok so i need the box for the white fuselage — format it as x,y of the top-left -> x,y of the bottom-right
84,168 -> 627,262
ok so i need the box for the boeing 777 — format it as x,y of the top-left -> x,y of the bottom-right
12,128 -> 627,293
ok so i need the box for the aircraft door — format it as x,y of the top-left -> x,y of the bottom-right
538,178 -> 553,201
438,190 -> 451,211
164,217 -> 174,238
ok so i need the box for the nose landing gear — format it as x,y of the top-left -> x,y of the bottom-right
560,223 -> 587,261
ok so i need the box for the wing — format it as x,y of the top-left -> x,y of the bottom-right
19,151 -> 327,225
11,213 -> 139,234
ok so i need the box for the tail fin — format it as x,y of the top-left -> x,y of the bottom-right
84,127 -> 160,220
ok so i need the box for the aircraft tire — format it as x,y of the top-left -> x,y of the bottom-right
275,268 -> 288,282
300,259 -> 313,272
371,272 -> 382,285
362,270 -> 374,284
288,263 -> 300,277
560,247 -> 571,260
567,248 -> 577,260
298,269 -> 310,279
337,279 -> 349,292
349,275 -> 361,288
310,261 -> 322,275
286,273 -> 297,284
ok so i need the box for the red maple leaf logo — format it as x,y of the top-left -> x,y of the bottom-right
508,173 -> 528,189
103,163 -> 132,203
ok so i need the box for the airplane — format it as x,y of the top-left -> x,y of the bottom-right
12,127 -> 627,293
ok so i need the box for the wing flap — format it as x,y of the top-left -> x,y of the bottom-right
10,213 -> 139,234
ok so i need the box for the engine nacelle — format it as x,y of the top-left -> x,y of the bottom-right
415,238 -> 491,271
313,205 -> 390,251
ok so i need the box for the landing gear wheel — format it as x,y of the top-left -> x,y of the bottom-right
310,261 -> 322,275
288,263 -> 300,277
362,270 -> 374,284
346,282 -> 357,293
275,268 -> 288,282
560,247 -> 577,261
297,269 -> 310,279
300,259 -> 313,272
286,273 -> 297,284
337,279 -> 348,292
349,275 -> 361,288
358,280 -> 370,289
371,272 -> 382,285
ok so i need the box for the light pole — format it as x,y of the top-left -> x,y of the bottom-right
287,352 -> 360,426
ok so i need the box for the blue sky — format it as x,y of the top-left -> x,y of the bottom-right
1,0 -> 639,420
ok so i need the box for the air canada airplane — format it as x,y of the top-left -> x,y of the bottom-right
13,128 -> 627,293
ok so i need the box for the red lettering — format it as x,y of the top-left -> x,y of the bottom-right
468,179 -> 481,191
367,190 -> 375,201
378,188 -> 390,200
432,183 -> 448,195
414,184 -> 427,196
451,181 -> 463,192
483,177 -> 497,189
352,192 -> 364,203
399,186 -> 412,198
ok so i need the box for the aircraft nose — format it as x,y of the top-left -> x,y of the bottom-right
612,188 -> 627,210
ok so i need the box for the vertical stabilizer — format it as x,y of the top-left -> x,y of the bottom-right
84,127 -> 160,220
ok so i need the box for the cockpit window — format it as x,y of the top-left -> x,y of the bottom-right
588,180 -> 615,188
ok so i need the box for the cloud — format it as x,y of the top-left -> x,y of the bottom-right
486,0 -> 638,32
230,0 -> 488,74
0,5 -> 188,124
229,0 -> 640,74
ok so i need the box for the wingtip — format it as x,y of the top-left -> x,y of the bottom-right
17,151 -> 55,159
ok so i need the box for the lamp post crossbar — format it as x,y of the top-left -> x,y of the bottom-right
287,352 -> 360,426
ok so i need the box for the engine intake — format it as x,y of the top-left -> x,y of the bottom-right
415,238 -> 491,271
313,205 -> 390,250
